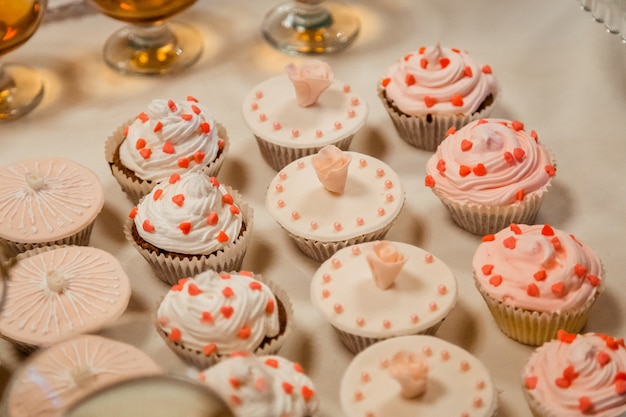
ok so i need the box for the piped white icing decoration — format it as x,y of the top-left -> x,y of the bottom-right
285,60 -> 333,107
311,145 -> 351,195
389,351 -> 429,398
365,241 -> 407,290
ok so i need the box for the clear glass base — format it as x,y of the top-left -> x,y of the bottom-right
0,63 -> 45,122
261,1 -> 360,55
103,21 -> 203,76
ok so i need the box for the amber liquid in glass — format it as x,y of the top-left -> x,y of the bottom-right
88,0 -> 197,24
0,0 -> 45,56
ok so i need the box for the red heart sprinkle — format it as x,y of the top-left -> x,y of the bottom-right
482,234 -> 495,242
542,224 -> 555,236
293,362 -> 304,373
551,281 -> 564,295
551,237 -> 562,250
511,120 -> 524,131
481,65 -> 492,74
220,306 -> 234,318
557,330 -> 577,343
191,105 -> 201,115
249,281 -> 262,291
555,377 -> 571,388
381,77 -> 391,87
301,386 -> 315,400
135,138 -> 146,149
168,100 -> 177,112
153,121 -> 163,132
574,264 -> 587,277
563,365 -> 578,381
489,275 -> 503,287
461,139 -> 473,151
439,57 -> 450,68
578,397 -> 593,413
222,194 -> 234,204
424,96 -> 437,108
463,65 -> 473,77
230,205 -> 240,215
282,382 -> 294,394
418,46 -> 426,54
420,58 -> 428,69
446,126 -> 456,136
128,207 -> 138,219
266,299 -> 275,314
168,327 -> 181,342
459,165 -> 471,177
207,212 -> 218,225
203,343 -> 217,355
187,283 -> 201,296
482,264 -> 494,275
200,122 -> 211,133
162,141 -> 175,154
473,164 -> 486,176
403,53 -> 413,61
222,286 -> 234,298
216,231 -> 229,243
451,94 -> 464,107
514,148 -> 526,162
193,151 -> 205,164
534,270 -> 547,281
525,376 -> 538,390
615,380 -> 626,395
172,194 -> 185,207
597,351 -> 611,366
200,311 -> 213,323
139,148 -> 152,159
587,275 -> 600,287
424,175 -> 435,187
527,283 -> 540,297
503,236 -> 517,249
153,189 -> 163,201
178,158 -> 189,168
510,224 -> 522,234
405,74 -> 416,86
179,222 -> 191,235
436,159 -> 446,173
503,151 -> 515,166
265,358 -> 279,368
531,130 -> 539,142
142,220 -> 155,233
238,326 -> 251,339
169,173 -> 180,184
545,165 -> 556,177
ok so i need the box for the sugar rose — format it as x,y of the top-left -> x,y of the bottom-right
286,60 -> 333,107
311,145 -> 351,194
366,241 -> 407,290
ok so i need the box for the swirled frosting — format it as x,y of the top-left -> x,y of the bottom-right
131,172 -> 243,255
119,97 -> 224,183
198,355 -> 318,417
473,224 -> 602,313
156,270 -> 280,355
0,158 -> 104,244
6,334 -> 161,417
425,118 -> 555,206
523,331 -> 626,417
381,44 -> 497,116
0,246 -> 131,347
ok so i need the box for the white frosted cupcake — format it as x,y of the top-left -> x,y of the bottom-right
265,145 -> 404,262
522,331 -> 626,417
3,334 -> 162,417
378,44 -> 498,151
311,241 -> 457,353
105,96 -> 229,204
0,246 -> 131,353
124,172 -> 252,285
242,60 -> 367,171
425,118 -> 556,235
197,353 -> 318,416
155,270 -> 293,369
340,335 -> 498,417
473,223 -> 604,346
0,157 -> 104,254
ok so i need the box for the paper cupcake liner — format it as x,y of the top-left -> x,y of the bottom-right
124,188 -> 253,286
105,120 -> 230,205
154,275 -> 293,369
283,203 -> 404,263
331,320 -> 445,355
254,134 -> 355,172
475,278 -> 603,346
377,84 -> 498,152
1,221 -> 96,256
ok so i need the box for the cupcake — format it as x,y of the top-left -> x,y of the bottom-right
105,96 -> 229,204
378,44 -> 498,151
265,145 -> 405,262
340,335 -> 498,417
155,270 -> 292,369
242,60 -> 367,171
124,171 -> 252,285
197,353 -> 319,416
0,157 -> 104,254
425,118 -> 556,235
473,223 -> 604,346
0,245 -> 131,353
3,334 -> 162,417
522,331 -> 626,417
310,240 -> 457,353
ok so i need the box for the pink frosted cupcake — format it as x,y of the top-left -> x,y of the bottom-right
0,157 -> 104,254
197,353 -> 319,416
155,270 -> 293,369
425,118 -> 556,235
242,60 -> 367,171
124,172 -> 252,285
3,334 -> 161,417
473,224 -> 604,346
105,96 -> 229,204
522,331 -> 626,417
0,246 -> 131,353
378,44 -> 498,151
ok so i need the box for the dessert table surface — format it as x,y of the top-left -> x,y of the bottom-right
1,1 -> 626,416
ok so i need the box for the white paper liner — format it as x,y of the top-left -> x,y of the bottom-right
124,187 -> 253,286
254,134 -> 355,171
154,275 -> 293,369
282,200 -> 404,263
1,221 -> 96,256
331,320 -> 445,355
377,84 -> 498,152
105,120 -> 230,205
475,277 -> 603,346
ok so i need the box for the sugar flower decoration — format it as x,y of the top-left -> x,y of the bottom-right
365,241 -> 407,290
311,145 -> 351,194
389,351 -> 429,398
285,60 -> 333,107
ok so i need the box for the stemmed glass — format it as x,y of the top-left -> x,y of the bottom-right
262,0 -> 360,55
86,0 -> 203,76
0,0 -> 47,121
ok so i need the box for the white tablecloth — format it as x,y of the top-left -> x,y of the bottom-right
1,1 -> 625,416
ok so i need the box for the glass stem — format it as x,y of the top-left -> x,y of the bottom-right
0,58 -> 16,97
289,0 -> 333,31
126,22 -> 176,50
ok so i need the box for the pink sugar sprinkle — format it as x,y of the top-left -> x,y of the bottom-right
356,217 -> 364,226
315,129 -> 323,138
259,113 -> 267,122
334,121 -> 342,129
351,97 -> 360,105
377,208 -> 386,216
255,91 -> 263,99
376,168 -> 385,177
